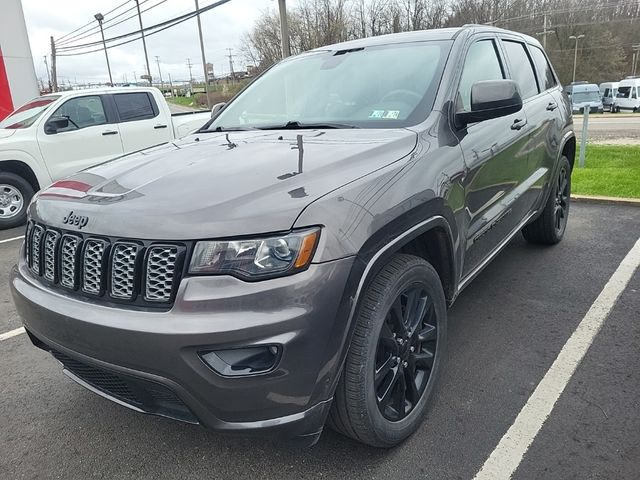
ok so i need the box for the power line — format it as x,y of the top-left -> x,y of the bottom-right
55,0 -> 133,43
56,0 -> 158,48
493,1 -> 640,26
56,0 -> 233,54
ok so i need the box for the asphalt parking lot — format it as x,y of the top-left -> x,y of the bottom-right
1,203 -> 639,480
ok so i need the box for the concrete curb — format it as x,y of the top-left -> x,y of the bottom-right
573,194 -> 640,206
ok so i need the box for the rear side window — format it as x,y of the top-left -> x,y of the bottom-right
457,40 -> 505,112
530,46 -> 557,91
114,93 -> 157,122
502,40 -> 539,99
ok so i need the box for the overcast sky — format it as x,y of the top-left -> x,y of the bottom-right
23,0 -> 273,86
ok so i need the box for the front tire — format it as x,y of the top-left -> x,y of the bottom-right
522,156 -> 571,245
328,254 -> 447,447
0,172 -> 33,229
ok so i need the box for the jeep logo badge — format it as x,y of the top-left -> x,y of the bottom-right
62,211 -> 89,229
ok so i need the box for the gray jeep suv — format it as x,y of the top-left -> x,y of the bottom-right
11,26 -> 574,448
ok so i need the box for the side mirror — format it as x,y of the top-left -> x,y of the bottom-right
44,116 -> 69,134
211,102 -> 226,118
456,80 -> 523,127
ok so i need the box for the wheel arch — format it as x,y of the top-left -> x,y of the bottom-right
0,160 -> 42,193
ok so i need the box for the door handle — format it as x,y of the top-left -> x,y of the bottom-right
510,118 -> 527,130
546,102 -> 558,111
102,130 -> 118,136
154,124 -> 168,129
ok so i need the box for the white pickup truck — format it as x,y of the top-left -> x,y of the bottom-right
0,87 -> 210,228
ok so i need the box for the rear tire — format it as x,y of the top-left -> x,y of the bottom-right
328,254 -> 447,448
0,172 -> 33,229
522,156 -> 571,245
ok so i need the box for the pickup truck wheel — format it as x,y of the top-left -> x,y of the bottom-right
0,173 -> 34,229
522,156 -> 571,245
328,254 -> 447,447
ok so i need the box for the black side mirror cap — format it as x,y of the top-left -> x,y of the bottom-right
456,79 -> 523,127
44,116 -> 70,134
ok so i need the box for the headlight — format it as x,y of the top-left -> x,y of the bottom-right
189,227 -> 320,279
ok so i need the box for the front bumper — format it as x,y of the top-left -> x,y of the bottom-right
11,254 -> 355,443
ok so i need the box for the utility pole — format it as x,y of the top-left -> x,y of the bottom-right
536,14 -> 555,49
154,56 -> 163,90
569,34 -> 585,83
226,48 -> 235,80
94,13 -> 113,86
278,0 -> 291,58
43,56 -> 52,91
135,0 -> 152,85
168,72 -> 174,96
195,0 -> 211,107
50,36 -> 58,92
186,58 -> 194,89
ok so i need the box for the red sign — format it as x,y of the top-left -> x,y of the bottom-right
0,46 -> 14,120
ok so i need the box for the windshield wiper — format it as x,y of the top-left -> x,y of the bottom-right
204,125 -> 259,132
258,121 -> 359,130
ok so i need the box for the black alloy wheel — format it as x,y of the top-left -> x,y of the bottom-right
554,164 -> 570,235
375,285 -> 437,421
328,254 -> 447,447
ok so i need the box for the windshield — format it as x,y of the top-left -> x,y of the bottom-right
616,86 -> 633,98
572,91 -> 601,103
207,41 -> 451,131
0,96 -> 60,129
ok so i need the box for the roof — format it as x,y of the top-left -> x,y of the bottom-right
312,25 -> 540,52
42,86 -> 157,99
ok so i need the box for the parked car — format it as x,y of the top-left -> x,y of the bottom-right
12,25 -> 575,448
599,81 -> 619,112
614,76 -> 640,112
564,82 -> 604,114
0,87 -> 210,228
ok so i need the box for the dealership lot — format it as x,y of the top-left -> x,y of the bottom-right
1,203 -> 639,480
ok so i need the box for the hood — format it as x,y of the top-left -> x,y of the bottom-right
31,129 -> 417,239
0,129 -> 17,140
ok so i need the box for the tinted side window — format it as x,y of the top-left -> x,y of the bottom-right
457,40 -> 505,112
530,46 -> 557,91
114,93 -> 156,122
48,95 -> 107,133
502,40 -> 539,99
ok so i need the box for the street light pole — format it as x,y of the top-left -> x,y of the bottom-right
278,0 -> 291,58
569,34 -> 585,83
94,13 -> 113,86
633,45 -> 640,76
134,0 -> 152,86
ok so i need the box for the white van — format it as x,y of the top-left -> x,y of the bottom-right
599,82 -> 619,112
615,77 -> 640,112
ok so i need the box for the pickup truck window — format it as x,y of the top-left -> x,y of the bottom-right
457,40 -> 505,112
502,40 -> 539,100
47,96 -> 107,133
0,96 -> 60,129
208,41 -> 451,130
114,93 -> 157,122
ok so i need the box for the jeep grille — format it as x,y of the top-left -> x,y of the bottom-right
25,221 -> 185,308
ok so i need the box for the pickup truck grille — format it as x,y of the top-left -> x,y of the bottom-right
25,221 -> 186,308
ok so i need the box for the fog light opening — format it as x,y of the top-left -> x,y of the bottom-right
199,345 -> 281,377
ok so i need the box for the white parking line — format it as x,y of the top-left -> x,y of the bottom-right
0,236 -> 23,244
0,327 -> 25,341
474,237 -> 640,480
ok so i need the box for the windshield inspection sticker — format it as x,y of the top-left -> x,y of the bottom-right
369,110 -> 400,119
